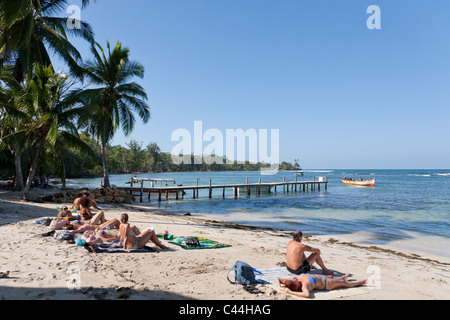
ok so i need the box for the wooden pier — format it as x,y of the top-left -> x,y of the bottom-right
118,176 -> 328,203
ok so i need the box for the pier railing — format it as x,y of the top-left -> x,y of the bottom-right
117,176 -> 328,202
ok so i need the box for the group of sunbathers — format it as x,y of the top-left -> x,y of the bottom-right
53,193 -> 168,251
56,194 -> 365,297
276,230 -> 368,298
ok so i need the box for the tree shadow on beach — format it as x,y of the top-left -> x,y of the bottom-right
0,193 -> 59,226
0,283 -> 195,301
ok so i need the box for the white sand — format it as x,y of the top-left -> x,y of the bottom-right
0,190 -> 449,301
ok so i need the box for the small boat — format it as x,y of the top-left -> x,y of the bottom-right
342,177 -> 375,187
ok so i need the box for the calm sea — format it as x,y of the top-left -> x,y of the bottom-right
67,169 -> 450,256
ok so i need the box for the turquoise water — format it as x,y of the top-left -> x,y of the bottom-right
67,169 -> 450,246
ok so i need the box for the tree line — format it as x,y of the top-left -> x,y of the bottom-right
1,132 -> 301,189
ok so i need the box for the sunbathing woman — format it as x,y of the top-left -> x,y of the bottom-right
119,213 -> 168,252
58,206 -> 75,220
69,218 -> 120,234
276,273 -> 368,298
78,197 -> 106,224
97,224 -> 142,242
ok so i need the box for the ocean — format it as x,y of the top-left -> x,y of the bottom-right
66,169 -> 450,258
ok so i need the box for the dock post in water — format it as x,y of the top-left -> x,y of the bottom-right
196,178 -> 200,198
209,179 -> 212,198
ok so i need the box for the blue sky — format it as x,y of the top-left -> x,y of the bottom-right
63,0 -> 450,169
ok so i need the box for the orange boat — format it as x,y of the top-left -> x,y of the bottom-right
342,178 -> 375,187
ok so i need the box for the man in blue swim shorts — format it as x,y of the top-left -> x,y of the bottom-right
286,231 -> 334,276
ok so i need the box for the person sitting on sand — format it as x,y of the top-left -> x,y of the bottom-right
72,193 -> 101,211
286,231 -> 334,275
276,273 -> 368,298
77,197 -> 106,224
118,213 -> 168,252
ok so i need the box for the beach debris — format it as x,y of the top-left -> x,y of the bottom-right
0,271 -> 10,278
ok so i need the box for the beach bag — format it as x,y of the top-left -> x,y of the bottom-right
75,237 -> 86,246
54,230 -> 74,241
185,237 -> 200,247
227,261 -> 262,285
49,219 -> 67,231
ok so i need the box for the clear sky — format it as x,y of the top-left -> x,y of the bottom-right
63,0 -> 450,169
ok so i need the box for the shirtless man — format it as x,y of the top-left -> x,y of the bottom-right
72,193 -> 101,211
286,231 -> 333,275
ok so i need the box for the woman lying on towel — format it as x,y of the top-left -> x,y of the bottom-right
68,215 -> 120,234
276,273 -> 367,298
96,225 -> 140,243
118,213 -> 168,252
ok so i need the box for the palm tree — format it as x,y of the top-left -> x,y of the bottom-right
2,63 -> 96,200
0,0 -> 96,82
0,66 -> 29,190
73,41 -> 150,188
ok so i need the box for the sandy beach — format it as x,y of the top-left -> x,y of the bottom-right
0,190 -> 449,302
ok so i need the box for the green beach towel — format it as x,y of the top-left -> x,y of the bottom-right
169,236 -> 230,250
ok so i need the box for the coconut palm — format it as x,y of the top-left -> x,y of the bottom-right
0,0 -> 96,82
1,63 -> 96,199
73,41 -> 150,188
0,66 -> 29,190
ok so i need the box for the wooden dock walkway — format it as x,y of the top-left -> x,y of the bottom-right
117,176 -> 328,202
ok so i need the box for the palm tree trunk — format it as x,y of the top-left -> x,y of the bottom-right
13,143 -> 24,191
60,156 -> 66,189
101,141 -> 111,188
23,139 -> 44,200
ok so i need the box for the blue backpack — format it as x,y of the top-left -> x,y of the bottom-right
227,261 -> 263,285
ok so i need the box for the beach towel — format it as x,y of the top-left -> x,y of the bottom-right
169,236 -> 230,250
253,267 -> 296,284
83,242 -> 159,254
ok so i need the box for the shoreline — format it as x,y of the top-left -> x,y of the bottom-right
0,190 -> 449,300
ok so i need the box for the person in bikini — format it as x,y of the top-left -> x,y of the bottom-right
286,231 -> 334,276
68,218 -> 120,234
276,273 -> 368,298
118,213 -> 168,252
58,206 -> 75,220
77,197 -> 107,225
